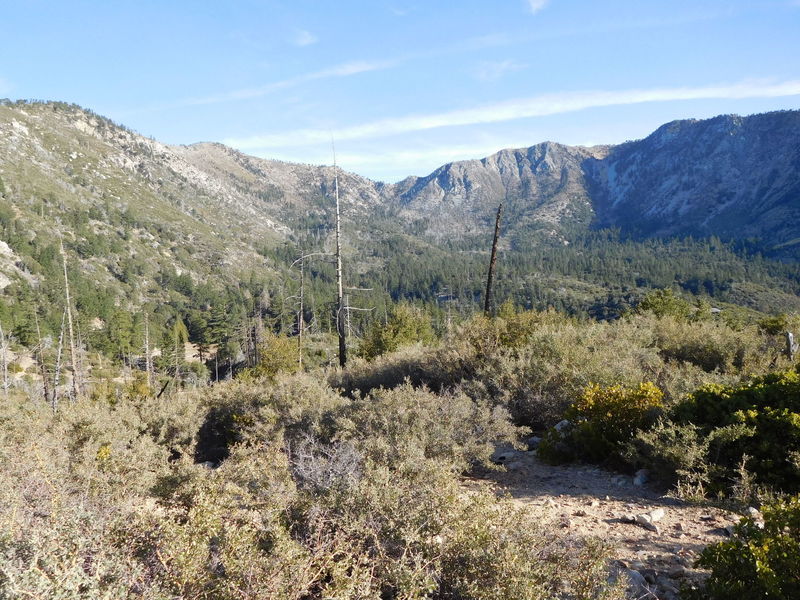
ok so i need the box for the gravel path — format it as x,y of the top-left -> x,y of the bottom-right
470,449 -> 744,599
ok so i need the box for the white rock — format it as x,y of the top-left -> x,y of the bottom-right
668,566 -> 687,578
636,513 -> 660,533
649,508 -> 665,522
610,568 -> 649,595
492,449 -> 519,464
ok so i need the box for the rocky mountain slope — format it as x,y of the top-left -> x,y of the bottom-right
590,111 -> 800,250
0,101 -> 402,300
386,111 -> 800,255
0,100 -> 798,329
2,101 -> 798,258
390,142 -> 608,241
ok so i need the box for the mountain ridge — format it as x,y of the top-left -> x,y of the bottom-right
1,100 -> 799,341
4,100 -> 797,255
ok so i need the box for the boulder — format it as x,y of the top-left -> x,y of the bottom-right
635,513 -> 660,533
526,436 -> 542,450
608,567 -> 649,596
554,419 -> 571,433
649,508 -> 665,522
491,448 -> 520,464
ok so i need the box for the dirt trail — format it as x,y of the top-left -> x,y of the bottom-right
472,449 -> 742,599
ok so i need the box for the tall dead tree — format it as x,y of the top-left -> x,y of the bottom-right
484,204 -> 503,317
333,142 -> 347,368
144,312 -> 153,390
52,307 -> 67,413
59,239 -> 80,400
0,322 -> 8,399
787,331 -> 799,361
289,251 -> 328,370
34,310 -> 50,405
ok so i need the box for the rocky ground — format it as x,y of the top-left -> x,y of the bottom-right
470,448 -> 749,600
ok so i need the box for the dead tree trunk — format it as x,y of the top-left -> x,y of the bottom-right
0,322 -> 8,399
333,143 -> 347,368
60,239 -> 80,401
52,308 -> 67,413
484,204 -> 503,317
787,331 -> 799,361
34,310 -> 50,404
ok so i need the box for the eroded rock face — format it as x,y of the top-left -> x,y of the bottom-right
390,142 -> 605,239
394,112 -> 800,255
590,112 -> 800,252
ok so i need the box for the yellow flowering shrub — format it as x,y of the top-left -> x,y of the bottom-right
542,382 -> 664,463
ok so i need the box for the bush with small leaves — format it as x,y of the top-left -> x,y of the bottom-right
673,369 -> 800,492
625,418 -> 755,498
690,495 -> 800,600
358,302 -> 435,360
540,382 -> 664,464
334,382 -> 527,472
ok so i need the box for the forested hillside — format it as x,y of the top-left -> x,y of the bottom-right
0,99 -> 799,392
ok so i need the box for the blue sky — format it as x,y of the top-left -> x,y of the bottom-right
2,0 -> 800,181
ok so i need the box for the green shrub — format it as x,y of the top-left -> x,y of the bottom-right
673,369 -> 800,492
194,373 -> 346,463
0,501 -> 172,600
625,419 -> 755,498
334,382 -> 527,472
337,309 -> 765,431
540,382 -> 663,463
758,313 -> 790,335
240,331 -> 299,381
7,361 -> 22,374
359,302 -> 435,360
651,315 -> 769,373
636,288 -> 693,319
0,371 -> 629,600
691,495 -> 800,600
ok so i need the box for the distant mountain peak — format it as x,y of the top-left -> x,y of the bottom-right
1,100 -> 798,258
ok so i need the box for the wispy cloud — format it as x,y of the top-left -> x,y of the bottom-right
473,60 -> 527,82
526,0 -> 549,14
115,59 -> 396,115
226,79 -> 800,150
292,29 -> 318,47
0,77 -> 12,96
188,59 -> 395,106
